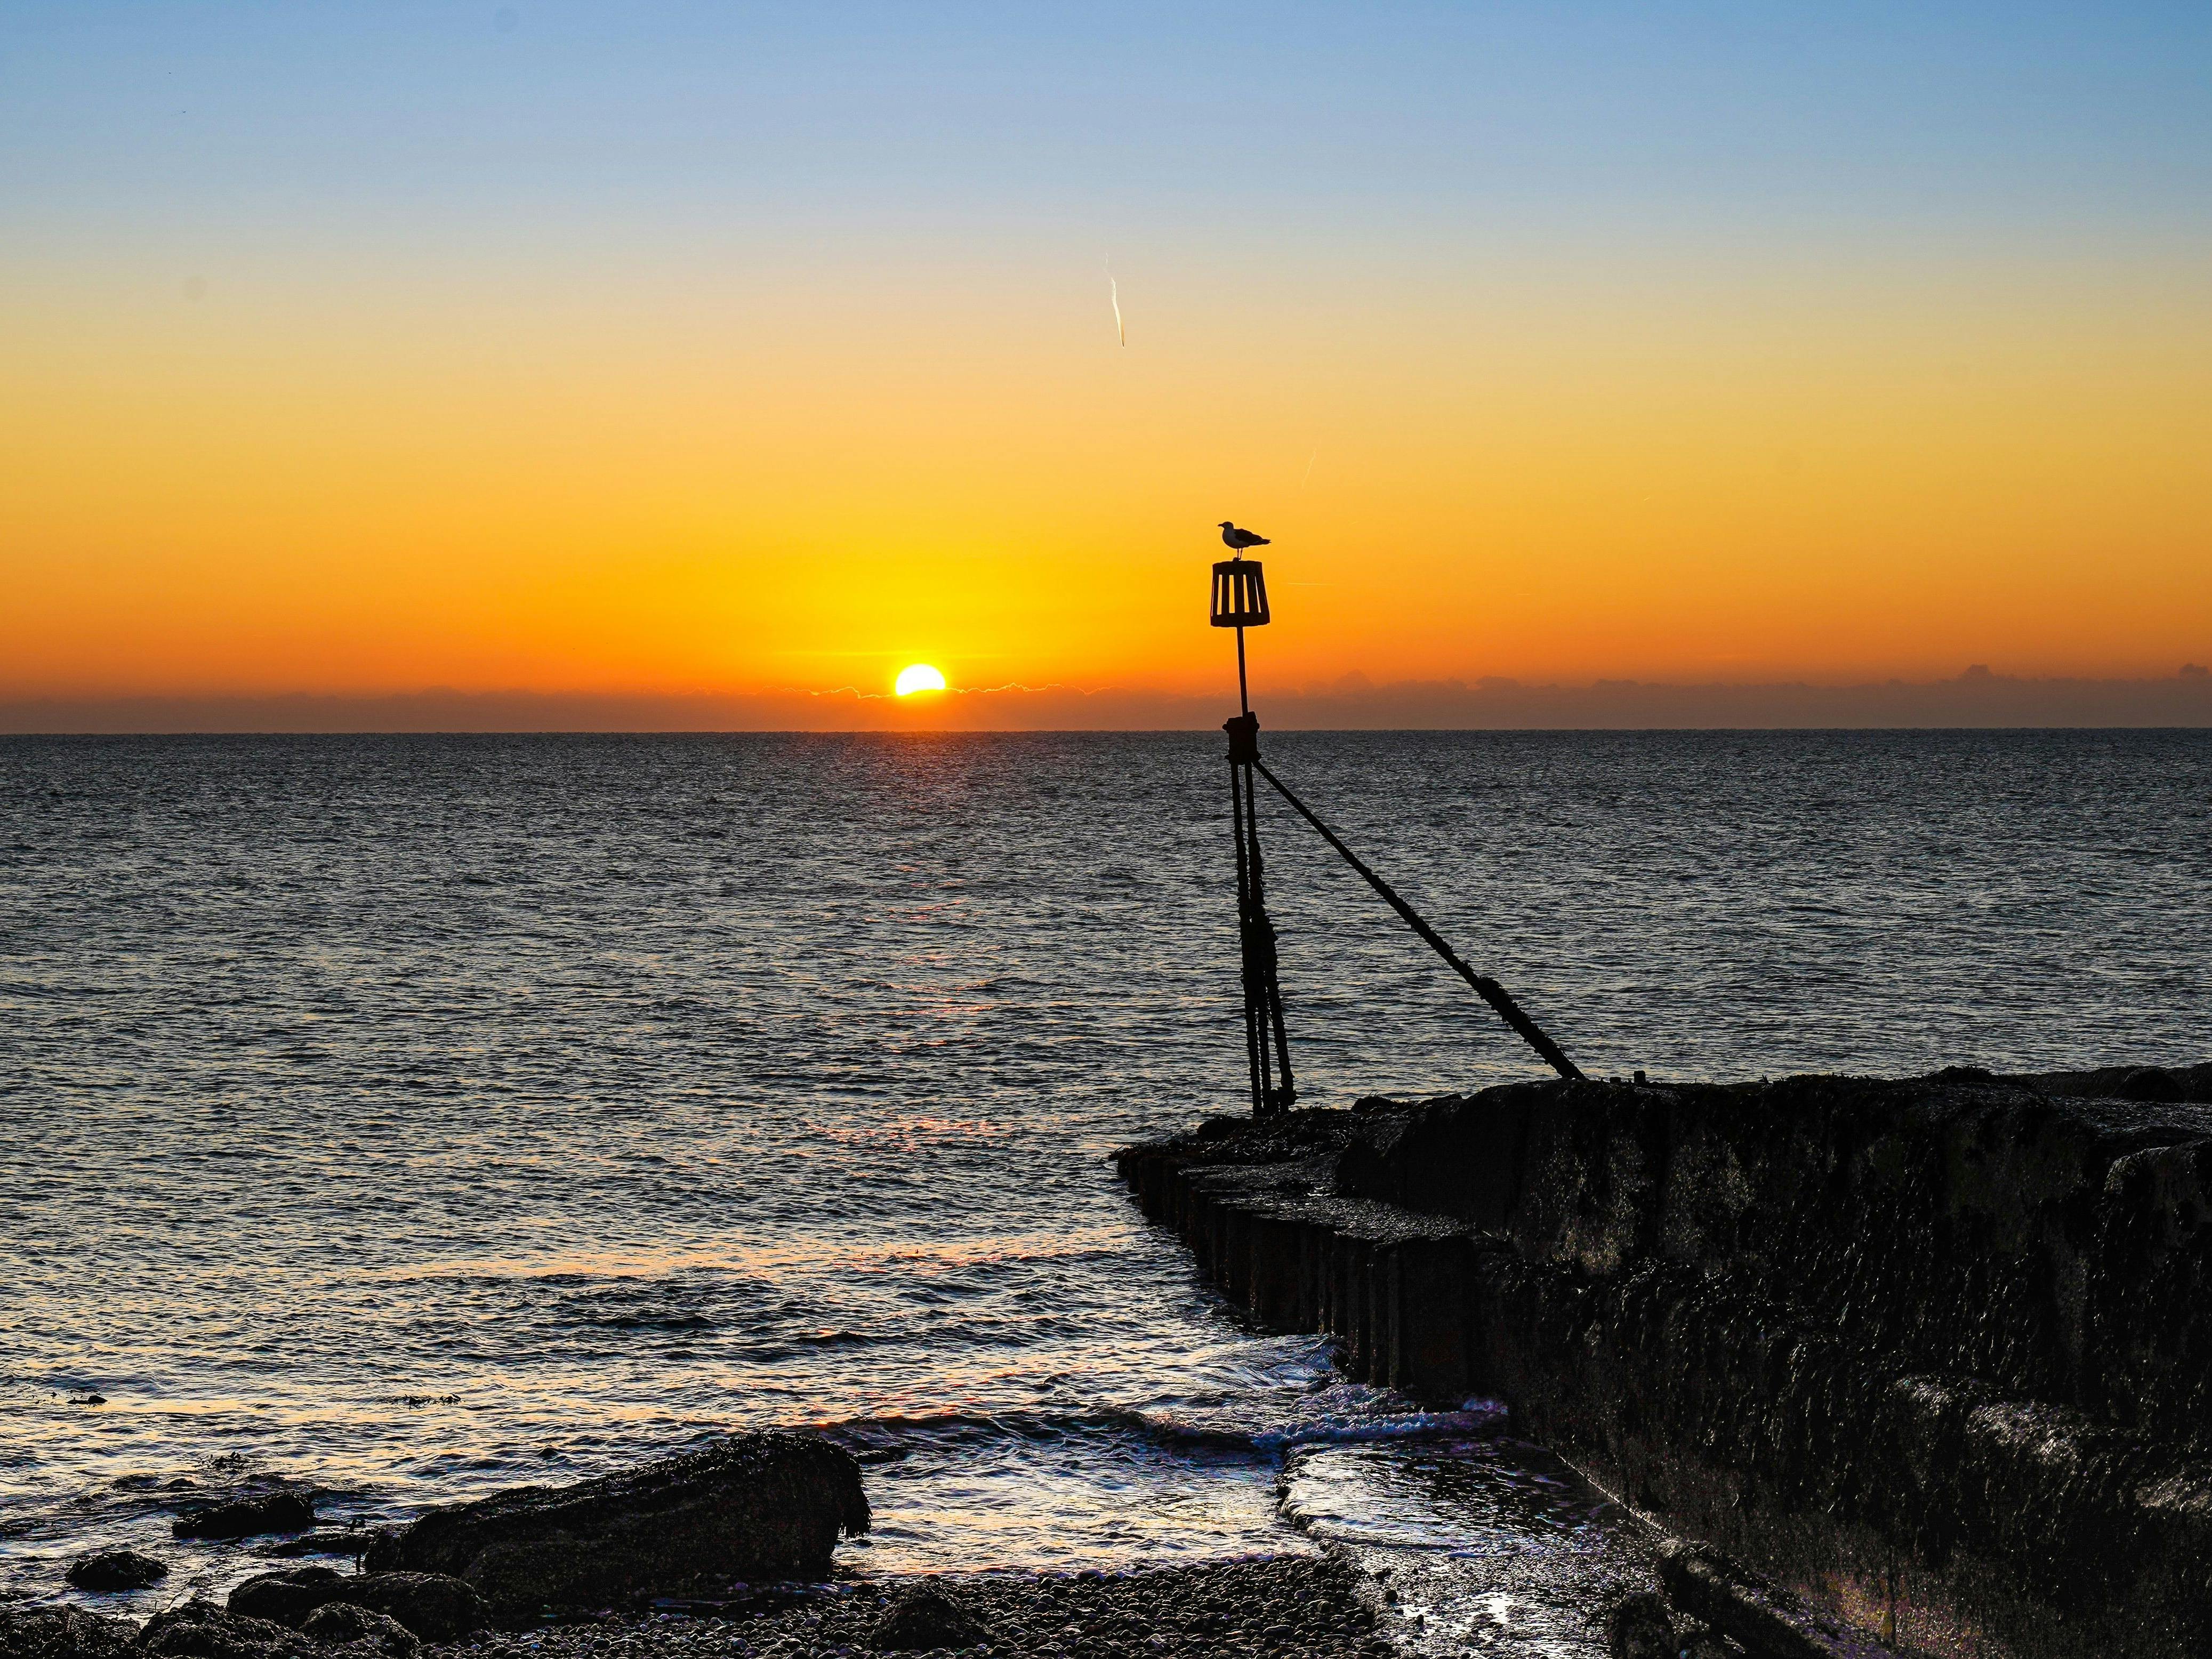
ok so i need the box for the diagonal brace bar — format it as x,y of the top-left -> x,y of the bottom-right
1250,758 -> 1585,1082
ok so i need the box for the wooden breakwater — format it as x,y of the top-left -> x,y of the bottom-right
1115,1064 -> 2212,1659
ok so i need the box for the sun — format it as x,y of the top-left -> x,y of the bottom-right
893,663 -> 947,697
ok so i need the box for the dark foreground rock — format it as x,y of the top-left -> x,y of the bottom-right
228,1573 -> 345,1629
322,1580 -> 485,1646
174,1495 -> 315,1542
427,1556 -> 1377,1659
253,1536 -> 370,1563
296,1607 -> 416,1659
228,1574 -> 487,1644
64,1555 -> 169,1594
136,1604 -> 310,1659
137,1601 -> 426,1659
870,1585 -> 985,1650
0,1606 -> 135,1659
363,1435 -> 868,1616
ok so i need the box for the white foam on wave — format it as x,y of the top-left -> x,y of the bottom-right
1141,1383 -> 1511,1454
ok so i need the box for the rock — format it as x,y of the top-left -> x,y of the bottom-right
360,1433 -> 868,1615
1603,1590 -> 1676,1659
0,1606 -> 136,1659
871,1585 -> 985,1651
327,1577 -> 488,1643
253,1535 -> 367,1563
228,1572 -> 345,1629
226,1574 -> 486,1644
2119,1066 -> 2185,1104
65,1553 -> 171,1593
1680,1623 -> 1750,1658
173,1495 -> 315,1542
295,1607 -> 415,1659
134,1603 -> 312,1659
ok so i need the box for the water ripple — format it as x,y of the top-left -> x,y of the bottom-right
2,731 -> 2206,1603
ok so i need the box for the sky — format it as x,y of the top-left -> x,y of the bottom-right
3,3 -> 2209,722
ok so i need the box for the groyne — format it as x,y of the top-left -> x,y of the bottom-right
1116,1064 -> 2212,1659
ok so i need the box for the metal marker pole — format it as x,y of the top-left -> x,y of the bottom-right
1214,550 -> 1293,1117
1227,711 -> 1293,1114
1226,754 -> 1265,1115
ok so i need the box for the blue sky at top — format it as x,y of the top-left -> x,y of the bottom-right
6,2 -> 2208,253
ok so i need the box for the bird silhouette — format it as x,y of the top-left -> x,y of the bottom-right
1219,522 -> 1270,552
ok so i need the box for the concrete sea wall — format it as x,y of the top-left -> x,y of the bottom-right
1115,1065 -> 2212,1659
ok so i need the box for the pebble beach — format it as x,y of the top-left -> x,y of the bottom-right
440,1560 -> 1383,1659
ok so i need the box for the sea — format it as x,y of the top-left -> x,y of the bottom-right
4,731 -> 2207,1648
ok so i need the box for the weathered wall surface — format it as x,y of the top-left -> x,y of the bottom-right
1116,1065 -> 2212,1659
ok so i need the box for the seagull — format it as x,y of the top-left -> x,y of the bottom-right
1219,522 -> 1270,552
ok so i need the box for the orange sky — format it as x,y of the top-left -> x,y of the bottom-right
8,243 -> 2207,706
5,9 -> 2209,716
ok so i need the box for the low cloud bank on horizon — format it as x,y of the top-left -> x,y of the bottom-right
7,667 -> 2209,735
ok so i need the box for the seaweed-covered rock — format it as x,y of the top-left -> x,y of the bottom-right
225,1575 -> 484,1644
361,1434 -> 867,1614
134,1602 -> 311,1659
871,1585 -> 986,1652
0,1606 -> 136,1659
173,1495 -> 315,1542
253,1536 -> 368,1563
227,1573 -> 343,1629
2119,1067 -> 2187,1104
295,1607 -> 414,1659
65,1553 -> 170,1593
2022,1063 -> 2212,1106
324,1579 -> 486,1644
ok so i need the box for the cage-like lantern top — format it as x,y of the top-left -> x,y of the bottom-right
1210,558 -> 1271,629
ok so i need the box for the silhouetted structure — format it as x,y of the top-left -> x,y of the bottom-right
1208,530 -> 1581,1109
1211,552 -> 1294,1115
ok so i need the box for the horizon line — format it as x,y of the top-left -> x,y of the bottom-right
9,727 -> 2212,739
6,667 -> 2210,735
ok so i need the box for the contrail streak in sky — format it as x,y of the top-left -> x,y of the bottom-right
1107,261 -> 1124,346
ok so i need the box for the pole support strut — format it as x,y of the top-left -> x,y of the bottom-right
1251,758 -> 1584,1082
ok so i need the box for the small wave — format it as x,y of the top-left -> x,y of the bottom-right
1236,1401 -> 1509,1453
805,1389 -> 1509,1465
814,1405 -> 1167,1456
1143,1387 -> 1508,1454
588,1312 -> 713,1332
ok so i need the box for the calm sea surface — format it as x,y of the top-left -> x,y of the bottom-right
4,732 -> 2207,1631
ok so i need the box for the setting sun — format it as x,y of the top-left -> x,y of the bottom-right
894,664 -> 948,697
